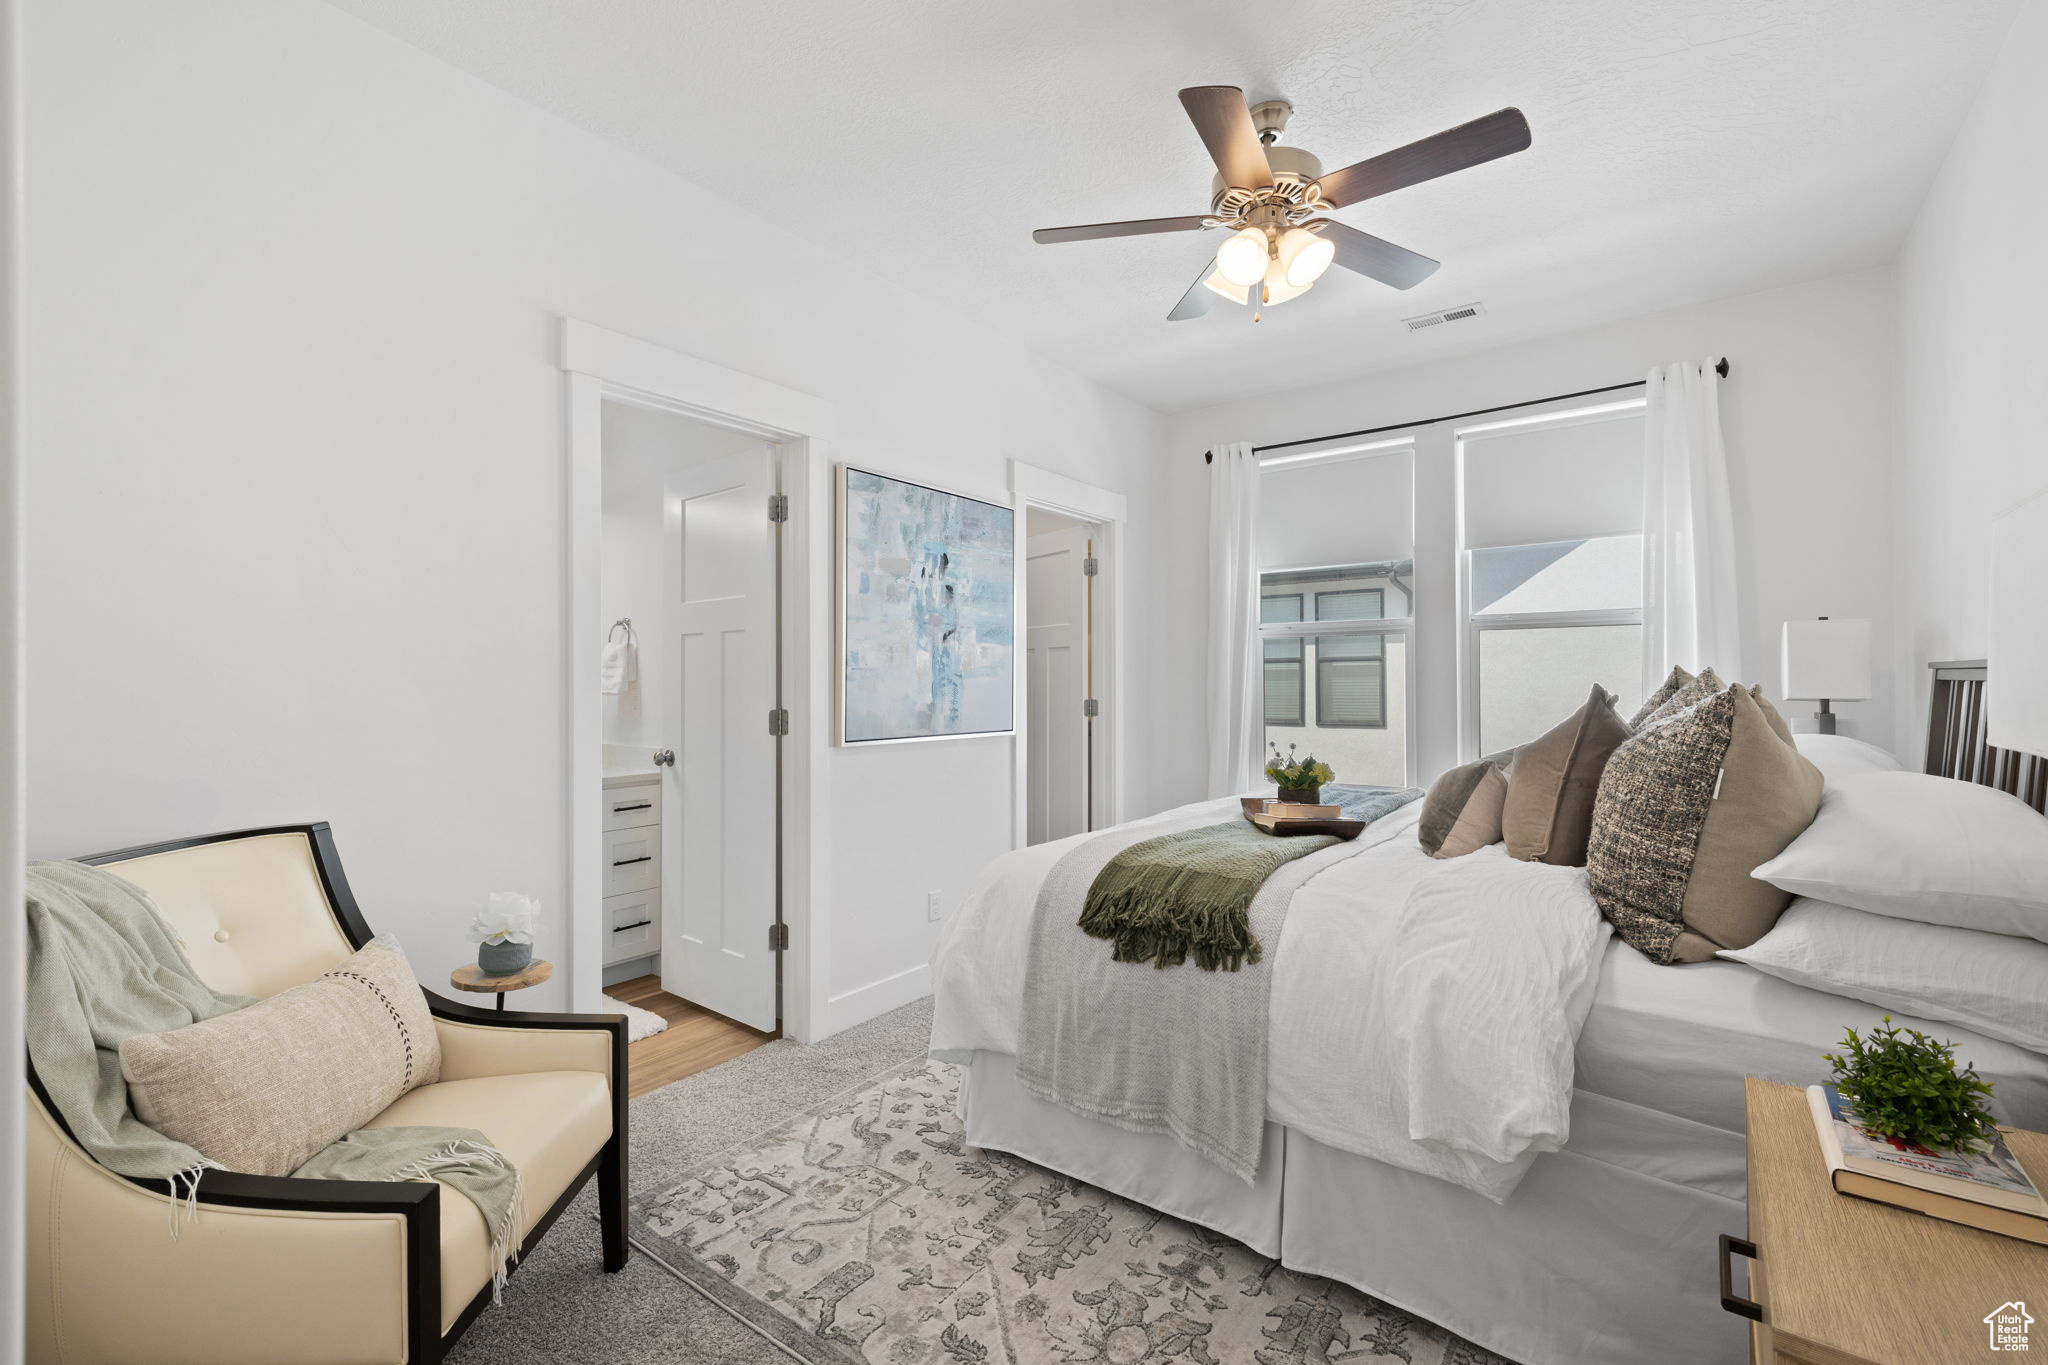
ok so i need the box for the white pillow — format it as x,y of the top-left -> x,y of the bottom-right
1753,771 -> 2048,942
1722,899 -> 2048,1054
1791,732 -> 1905,782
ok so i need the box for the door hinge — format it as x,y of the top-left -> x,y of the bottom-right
1082,698 -> 1100,718
768,708 -> 790,736
1082,556 -> 1098,577
768,493 -> 789,523
768,922 -> 790,951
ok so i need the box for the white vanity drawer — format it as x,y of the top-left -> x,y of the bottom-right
602,890 -> 660,966
602,826 -> 661,897
603,782 -> 661,831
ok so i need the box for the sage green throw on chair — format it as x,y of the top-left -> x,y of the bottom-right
1078,822 -> 1340,971
24,859 -> 523,1297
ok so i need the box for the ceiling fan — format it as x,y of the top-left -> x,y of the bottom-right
1032,88 -> 1530,320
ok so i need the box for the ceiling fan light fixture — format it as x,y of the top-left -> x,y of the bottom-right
1215,227 -> 1269,287
1277,226 -> 1335,286
1259,255 -> 1313,306
1201,268 -> 1249,304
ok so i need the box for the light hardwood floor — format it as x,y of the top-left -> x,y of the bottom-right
609,974 -> 778,1098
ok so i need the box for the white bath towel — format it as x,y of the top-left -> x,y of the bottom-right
600,638 -> 638,695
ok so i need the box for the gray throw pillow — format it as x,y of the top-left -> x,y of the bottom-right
1419,755 -> 1512,858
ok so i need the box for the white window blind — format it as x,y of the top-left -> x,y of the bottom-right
1462,413 -> 1643,549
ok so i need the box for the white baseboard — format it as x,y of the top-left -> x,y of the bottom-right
816,961 -> 931,1040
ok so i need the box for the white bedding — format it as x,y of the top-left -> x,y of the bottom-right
932,793 -> 2048,1197
932,795 -> 1614,1200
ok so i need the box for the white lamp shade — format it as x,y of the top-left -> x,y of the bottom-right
1989,490 -> 2048,755
1781,618 -> 1872,700
1215,228 -> 1268,287
1200,268 -> 1249,304
1276,227 -> 1335,286
1258,256 -> 1312,305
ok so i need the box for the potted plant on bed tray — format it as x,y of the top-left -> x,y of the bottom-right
1266,743 -> 1336,805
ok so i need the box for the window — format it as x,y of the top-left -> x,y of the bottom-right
1461,409 -> 1647,753
1255,443 -> 1414,785
1313,590 -> 1385,728
1261,594 -> 1304,727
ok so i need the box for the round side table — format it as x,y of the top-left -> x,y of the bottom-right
449,959 -> 553,1011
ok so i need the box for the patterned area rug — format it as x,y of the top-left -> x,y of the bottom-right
629,1057 -> 1513,1364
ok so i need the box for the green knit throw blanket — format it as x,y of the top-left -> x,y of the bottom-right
1077,822 -> 1337,971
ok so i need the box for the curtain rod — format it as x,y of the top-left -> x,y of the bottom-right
1204,357 -> 1730,463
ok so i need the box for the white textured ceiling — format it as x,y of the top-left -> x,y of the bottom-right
327,0 -> 2019,412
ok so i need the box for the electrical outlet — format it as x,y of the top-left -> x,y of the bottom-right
927,890 -> 943,922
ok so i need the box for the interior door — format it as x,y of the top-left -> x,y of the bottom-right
659,446 -> 779,1030
1025,525 -> 1091,844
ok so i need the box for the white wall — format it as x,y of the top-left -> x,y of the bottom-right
598,402 -> 761,751
1892,0 -> 2048,750
1162,268 -> 1902,801
24,0 -> 1168,1024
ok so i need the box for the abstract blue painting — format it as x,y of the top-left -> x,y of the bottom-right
838,466 -> 1015,743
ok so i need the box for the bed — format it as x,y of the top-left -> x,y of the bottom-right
929,663 -> 2048,1365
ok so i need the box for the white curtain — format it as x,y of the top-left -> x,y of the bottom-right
1641,360 -> 1742,689
1206,442 -> 1263,796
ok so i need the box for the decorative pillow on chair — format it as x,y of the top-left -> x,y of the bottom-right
1588,683 -> 1824,963
121,939 -> 442,1177
1419,756 -> 1510,858
1503,684 -> 1631,865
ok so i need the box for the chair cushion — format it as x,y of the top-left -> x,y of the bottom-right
121,940 -> 442,1176
366,1070 -> 611,1330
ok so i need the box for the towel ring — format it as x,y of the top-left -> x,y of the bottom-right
608,618 -> 634,643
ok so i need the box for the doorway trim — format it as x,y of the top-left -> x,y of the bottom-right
563,319 -> 835,1041
1009,461 -> 1128,850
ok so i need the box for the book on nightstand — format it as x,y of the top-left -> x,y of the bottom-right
1806,1083 -> 2048,1244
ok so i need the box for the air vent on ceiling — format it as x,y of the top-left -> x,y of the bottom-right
1403,301 -> 1487,332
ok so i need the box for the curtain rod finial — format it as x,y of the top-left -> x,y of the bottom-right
1204,450 -> 1214,464
1715,357 -> 1730,378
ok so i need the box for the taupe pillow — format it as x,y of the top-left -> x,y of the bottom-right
1419,757 -> 1510,858
121,939 -> 441,1176
1588,684 -> 1824,964
1751,686 -> 1796,747
1503,685 -> 1631,866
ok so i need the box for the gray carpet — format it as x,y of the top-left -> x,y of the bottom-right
445,996 -> 936,1364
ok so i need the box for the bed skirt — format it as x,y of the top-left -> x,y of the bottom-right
958,1050 -> 1748,1365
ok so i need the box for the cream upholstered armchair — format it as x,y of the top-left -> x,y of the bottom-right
24,823 -> 628,1365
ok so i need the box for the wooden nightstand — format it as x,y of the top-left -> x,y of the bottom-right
1733,1077 -> 2048,1363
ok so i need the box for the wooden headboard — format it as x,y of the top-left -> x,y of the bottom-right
1926,660 -> 2047,814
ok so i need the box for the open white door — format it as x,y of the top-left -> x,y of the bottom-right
1025,525 -> 1091,844
659,446 -> 779,1030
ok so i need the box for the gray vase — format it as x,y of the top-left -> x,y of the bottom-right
477,939 -> 532,977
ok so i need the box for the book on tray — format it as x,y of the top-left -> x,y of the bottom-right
1806,1083 -> 2047,1244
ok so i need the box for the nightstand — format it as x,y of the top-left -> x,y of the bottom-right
1731,1077 -> 2048,1363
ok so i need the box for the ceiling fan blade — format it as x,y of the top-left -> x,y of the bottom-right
1314,108 -> 1530,209
1178,86 -> 1274,190
1033,215 -> 1211,244
1319,222 -> 1440,290
1167,259 -> 1222,321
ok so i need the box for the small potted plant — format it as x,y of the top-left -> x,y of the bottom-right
466,891 -> 541,978
1825,1017 -> 1999,1153
1266,742 -> 1336,805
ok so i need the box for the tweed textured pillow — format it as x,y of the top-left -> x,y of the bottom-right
1503,684 -> 1631,866
1629,666 -> 1693,729
121,939 -> 441,1176
1588,684 -> 1824,963
1419,757 -> 1510,858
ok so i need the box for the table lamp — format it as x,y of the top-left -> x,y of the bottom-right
1782,617 -> 1871,735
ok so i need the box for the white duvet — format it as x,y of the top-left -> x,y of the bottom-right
930,796 -> 1614,1201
